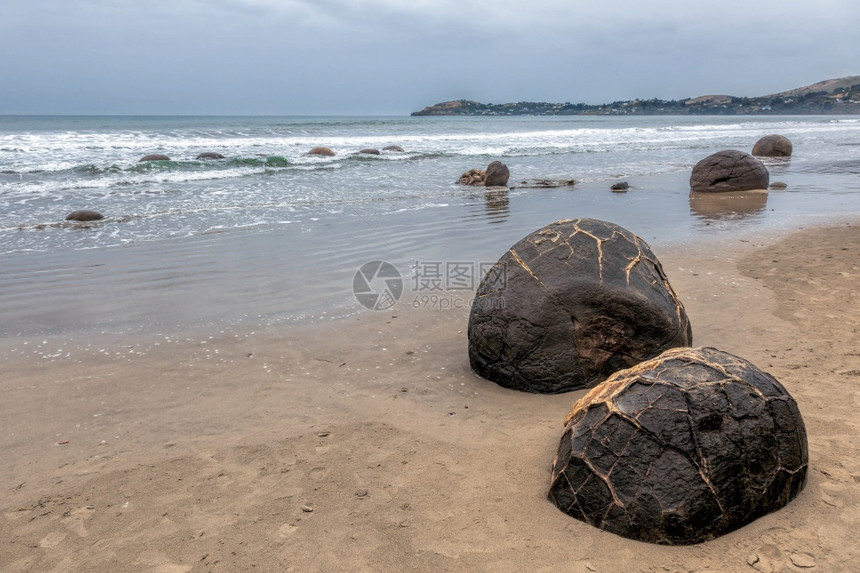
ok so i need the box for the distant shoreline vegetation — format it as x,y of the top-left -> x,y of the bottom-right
412,76 -> 860,116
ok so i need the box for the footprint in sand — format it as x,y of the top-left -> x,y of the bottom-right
308,466 -> 329,481
61,505 -> 96,537
747,544 -> 787,573
38,530 -> 67,548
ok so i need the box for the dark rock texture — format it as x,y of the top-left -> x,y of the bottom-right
468,218 -> 692,393
196,152 -> 225,160
458,161 -> 510,186
484,161 -> 510,187
139,154 -> 170,162
308,146 -> 335,157
458,168 -> 486,186
359,148 -> 380,155
549,346 -> 808,545
689,150 -> 769,193
65,210 -> 104,222
752,134 -> 793,157
383,145 -> 404,152
512,179 -> 576,189
611,181 -> 629,192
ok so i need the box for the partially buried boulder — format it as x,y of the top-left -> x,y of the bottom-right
484,161 -> 510,187
65,210 -> 104,222
196,152 -> 225,160
549,346 -> 808,545
690,150 -> 769,193
308,146 -> 335,157
383,145 -> 404,152
611,181 -> 629,192
359,148 -> 380,155
139,154 -> 170,162
468,218 -> 692,393
752,134 -> 793,157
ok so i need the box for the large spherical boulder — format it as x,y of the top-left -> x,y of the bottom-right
65,210 -> 104,222
549,346 -> 808,545
139,154 -> 170,162
752,134 -> 793,157
484,161 -> 510,187
308,146 -> 335,157
468,218 -> 692,393
690,150 -> 769,193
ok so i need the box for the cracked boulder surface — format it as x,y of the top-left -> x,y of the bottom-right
548,346 -> 808,545
689,150 -> 769,193
468,218 -> 692,393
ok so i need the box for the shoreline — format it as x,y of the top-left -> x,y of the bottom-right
2,219 -> 858,571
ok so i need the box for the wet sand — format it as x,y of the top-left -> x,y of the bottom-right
1,221 -> 858,572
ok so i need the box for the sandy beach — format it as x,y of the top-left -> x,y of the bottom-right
1,220 -> 858,572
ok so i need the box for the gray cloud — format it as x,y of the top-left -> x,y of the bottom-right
1,0 -> 858,114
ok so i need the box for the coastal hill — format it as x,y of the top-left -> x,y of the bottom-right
412,76 -> 860,116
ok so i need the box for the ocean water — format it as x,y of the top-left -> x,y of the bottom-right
1,114 -> 859,337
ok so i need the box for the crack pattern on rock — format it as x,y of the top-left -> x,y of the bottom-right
468,218 -> 693,393
549,347 -> 808,545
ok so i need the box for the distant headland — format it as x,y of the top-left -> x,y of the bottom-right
412,76 -> 860,116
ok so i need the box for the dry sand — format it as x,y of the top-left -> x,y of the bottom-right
1,221 -> 858,572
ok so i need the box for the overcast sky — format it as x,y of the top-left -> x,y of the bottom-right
2,0 -> 858,115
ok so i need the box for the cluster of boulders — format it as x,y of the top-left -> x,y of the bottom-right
457,161 -> 511,187
690,134 -> 793,194
66,145 -> 408,222
136,145 -> 408,162
307,145 -> 405,157
467,215 -> 807,544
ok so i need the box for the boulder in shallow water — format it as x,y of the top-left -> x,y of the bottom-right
139,154 -> 171,162
196,152 -> 225,160
65,210 -> 104,222
752,134 -> 793,157
468,218 -> 692,393
308,146 -> 335,157
359,148 -> 380,155
484,161 -> 510,187
549,346 -> 808,545
383,145 -> 405,152
611,181 -> 629,192
690,150 -> 769,193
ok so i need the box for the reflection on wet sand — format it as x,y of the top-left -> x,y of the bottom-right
689,189 -> 768,220
483,189 -> 510,223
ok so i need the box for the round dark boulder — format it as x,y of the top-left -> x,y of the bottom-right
139,154 -> 170,162
611,181 -> 629,192
468,218 -> 692,393
383,145 -> 404,152
308,146 -> 335,157
196,152 -> 225,160
752,134 -> 793,157
65,210 -> 104,222
359,148 -> 380,155
690,150 -> 769,193
769,181 -> 788,189
484,161 -> 510,187
549,346 -> 808,545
